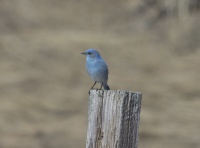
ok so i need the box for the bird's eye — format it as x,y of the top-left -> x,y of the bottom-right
88,52 -> 91,54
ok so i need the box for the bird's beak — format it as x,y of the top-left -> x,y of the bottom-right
81,52 -> 86,55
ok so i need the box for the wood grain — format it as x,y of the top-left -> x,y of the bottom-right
86,90 -> 142,148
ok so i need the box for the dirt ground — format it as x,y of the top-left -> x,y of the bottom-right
0,0 -> 200,148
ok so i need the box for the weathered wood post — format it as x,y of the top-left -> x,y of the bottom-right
86,90 -> 142,148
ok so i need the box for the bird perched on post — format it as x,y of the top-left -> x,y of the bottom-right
81,49 -> 110,92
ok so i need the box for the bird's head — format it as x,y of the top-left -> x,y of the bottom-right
81,49 -> 101,59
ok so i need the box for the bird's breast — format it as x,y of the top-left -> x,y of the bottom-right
86,59 -> 108,83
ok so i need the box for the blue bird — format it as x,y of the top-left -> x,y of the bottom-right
81,49 -> 110,92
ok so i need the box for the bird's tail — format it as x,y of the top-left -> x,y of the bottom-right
103,84 -> 110,90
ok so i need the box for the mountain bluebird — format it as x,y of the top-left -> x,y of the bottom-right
81,49 -> 110,92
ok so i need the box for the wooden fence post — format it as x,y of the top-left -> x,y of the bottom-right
86,90 -> 142,148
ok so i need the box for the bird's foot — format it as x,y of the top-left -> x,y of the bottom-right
88,89 -> 96,95
95,88 -> 102,91
88,88 -> 103,95
90,88 -> 101,91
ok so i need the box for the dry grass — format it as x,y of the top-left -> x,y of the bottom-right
0,0 -> 200,148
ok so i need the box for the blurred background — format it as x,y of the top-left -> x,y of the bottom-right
0,0 -> 200,148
